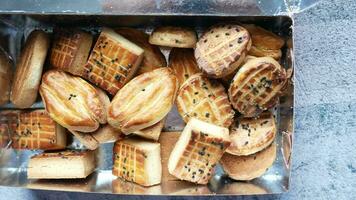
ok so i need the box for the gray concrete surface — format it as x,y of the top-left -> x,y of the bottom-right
0,0 -> 355,199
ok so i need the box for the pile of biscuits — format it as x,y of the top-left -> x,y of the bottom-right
0,23 -> 288,186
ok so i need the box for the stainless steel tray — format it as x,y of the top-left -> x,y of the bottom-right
0,14 -> 294,196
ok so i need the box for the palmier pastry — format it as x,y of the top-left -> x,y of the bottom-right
176,73 -> 234,127
227,111 -> 276,156
115,28 -> 167,74
0,109 -> 67,150
220,143 -> 276,181
195,24 -> 251,78
113,137 -> 161,186
228,57 -> 287,117
244,24 -> 284,60
11,30 -> 50,108
83,28 -> 144,95
149,26 -> 197,48
28,150 -> 96,179
168,48 -> 200,86
168,118 -> 231,184
0,49 -> 13,106
40,70 -> 109,132
50,28 -> 93,76
108,67 -> 178,134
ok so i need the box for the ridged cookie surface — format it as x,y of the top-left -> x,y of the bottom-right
83,28 -> 144,95
227,111 -> 276,156
50,28 -> 93,76
115,28 -> 167,74
108,67 -> 178,134
176,73 -> 234,127
228,57 -> 287,117
113,138 -> 161,186
195,24 -> 251,78
40,70 -> 109,132
169,48 -> 200,86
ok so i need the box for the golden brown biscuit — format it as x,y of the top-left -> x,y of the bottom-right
0,109 -> 67,150
28,150 -> 96,179
228,57 -> 287,117
40,70 -> 108,132
220,143 -> 276,181
0,49 -> 13,106
195,24 -> 251,78
248,46 -> 282,60
176,73 -> 234,127
227,111 -> 276,156
67,129 -> 99,150
244,24 -> 285,50
115,28 -> 167,74
113,137 -> 161,186
90,124 -> 123,144
132,118 -> 165,141
11,30 -> 50,108
50,28 -> 93,76
83,28 -> 144,95
168,48 -> 200,86
149,26 -> 197,48
108,67 -> 178,134
168,118 -> 231,184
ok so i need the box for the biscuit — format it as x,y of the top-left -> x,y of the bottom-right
0,49 -> 13,106
195,24 -> 251,78
50,28 -> 93,76
248,45 -> 282,60
244,24 -> 285,50
220,143 -> 276,181
28,150 -> 96,179
0,109 -> 67,150
227,111 -> 276,156
115,28 -> 167,74
149,26 -> 197,48
11,30 -> 50,108
113,137 -> 161,186
83,28 -> 144,95
228,57 -> 287,117
108,67 -> 178,134
40,70 -> 108,132
132,118 -> 165,141
168,118 -> 231,184
176,73 -> 234,127
168,48 -> 200,86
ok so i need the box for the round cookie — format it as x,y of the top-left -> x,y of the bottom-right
228,57 -> 287,117
176,73 -> 234,127
195,24 -> 251,78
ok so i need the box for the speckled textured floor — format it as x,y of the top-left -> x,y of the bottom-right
1,0 -> 356,199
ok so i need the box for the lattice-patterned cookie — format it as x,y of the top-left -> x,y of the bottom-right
108,67 -> 178,134
169,48 -> 201,86
113,138 -> 161,186
50,28 -> 93,76
195,24 -> 251,78
168,118 -> 231,184
228,57 -> 287,117
176,73 -> 234,127
83,28 -> 144,95
0,109 -> 66,150
28,150 -> 96,179
227,111 -> 276,156
115,28 -> 167,75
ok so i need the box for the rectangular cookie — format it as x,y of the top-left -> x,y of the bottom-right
167,118 -> 230,184
113,137 -> 161,186
28,150 -> 96,179
0,109 -> 67,150
83,28 -> 144,95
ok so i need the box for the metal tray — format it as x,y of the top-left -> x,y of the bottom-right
0,14 -> 294,196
